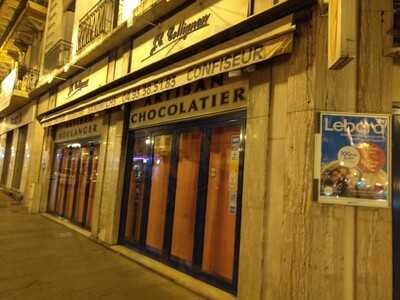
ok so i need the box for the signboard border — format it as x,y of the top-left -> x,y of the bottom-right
316,111 -> 392,208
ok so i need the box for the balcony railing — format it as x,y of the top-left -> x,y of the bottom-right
14,67 -> 39,92
43,39 -> 72,74
77,0 -> 115,53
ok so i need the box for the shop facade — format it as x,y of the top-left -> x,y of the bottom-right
0,102 -> 44,208
31,0 -> 397,299
46,116 -> 105,229
120,75 -> 247,291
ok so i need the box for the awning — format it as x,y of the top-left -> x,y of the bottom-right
40,14 -> 296,127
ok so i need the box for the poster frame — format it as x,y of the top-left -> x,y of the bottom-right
315,111 -> 392,208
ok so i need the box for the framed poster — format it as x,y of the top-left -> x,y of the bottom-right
316,112 -> 391,207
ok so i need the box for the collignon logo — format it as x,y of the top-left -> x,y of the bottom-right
145,13 -> 211,60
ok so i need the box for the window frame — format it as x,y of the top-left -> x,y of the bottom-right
119,111 -> 246,293
47,138 -> 101,229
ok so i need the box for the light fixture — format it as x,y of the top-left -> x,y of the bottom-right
228,69 -> 242,78
63,63 -> 71,72
47,75 -> 54,84
70,64 -> 86,70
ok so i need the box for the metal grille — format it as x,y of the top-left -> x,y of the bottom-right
77,0 -> 115,53
15,66 -> 39,92
43,39 -> 72,74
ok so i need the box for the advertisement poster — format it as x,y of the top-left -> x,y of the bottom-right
317,112 -> 391,207
228,135 -> 240,214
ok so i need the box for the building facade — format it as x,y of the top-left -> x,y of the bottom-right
0,0 -> 47,211
0,0 -> 398,299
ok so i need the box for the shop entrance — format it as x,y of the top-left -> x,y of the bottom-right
120,113 -> 245,293
48,140 -> 100,229
1,130 -> 14,186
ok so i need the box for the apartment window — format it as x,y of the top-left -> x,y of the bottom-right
120,113 -> 245,292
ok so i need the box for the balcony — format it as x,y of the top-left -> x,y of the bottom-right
15,67 -> 40,93
33,0 -> 189,95
0,67 -> 39,117
77,0 -> 115,54
43,40 -> 73,74
0,0 -> 47,79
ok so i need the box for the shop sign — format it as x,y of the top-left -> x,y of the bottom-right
0,103 -> 35,135
149,13 -> 210,57
68,79 -> 89,97
40,16 -> 295,127
131,0 -> 248,71
55,117 -> 103,143
129,79 -> 248,129
316,112 -> 391,207
56,57 -> 108,107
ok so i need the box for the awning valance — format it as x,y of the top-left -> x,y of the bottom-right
40,14 -> 295,127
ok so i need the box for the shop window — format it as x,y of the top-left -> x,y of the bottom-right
1,131 -> 14,186
48,141 -> 100,229
146,134 -> 173,252
170,130 -> 202,263
11,126 -> 28,190
202,127 -> 241,281
120,114 -> 245,292
123,136 -> 150,243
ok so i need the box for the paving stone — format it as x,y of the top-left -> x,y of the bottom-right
0,193 -> 204,300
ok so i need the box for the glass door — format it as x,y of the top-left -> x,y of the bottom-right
12,125 -> 28,189
202,126 -> 241,282
48,148 -> 64,212
145,134 -> 173,253
1,131 -> 14,186
48,141 -> 100,229
55,148 -> 70,215
120,113 -> 245,292
123,135 -> 150,244
170,129 -> 202,263
85,143 -> 100,228
63,147 -> 80,219
73,146 -> 90,224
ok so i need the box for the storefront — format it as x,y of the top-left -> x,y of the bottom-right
47,115 -> 104,229
120,75 -> 246,291
28,0 -> 399,298
0,103 -> 35,196
34,6 -> 297,296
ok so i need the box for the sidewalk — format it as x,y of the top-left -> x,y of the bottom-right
0,193 -> 204,300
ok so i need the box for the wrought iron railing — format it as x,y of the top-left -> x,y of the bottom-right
77,0 -> 115,53
43,39 -> 73,74
14,67 -> 39,92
